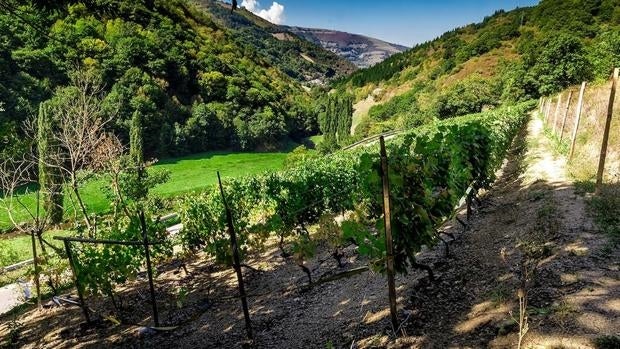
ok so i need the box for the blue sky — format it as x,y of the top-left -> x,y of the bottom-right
240,0 -> 540,47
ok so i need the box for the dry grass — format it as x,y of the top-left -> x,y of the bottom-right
553,80 -> 620,181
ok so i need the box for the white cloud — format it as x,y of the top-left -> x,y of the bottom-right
240,0 -> 285,25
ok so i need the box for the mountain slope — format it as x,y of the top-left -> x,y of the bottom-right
337,0 -> 620,137
285,27 -> 409,68
0,0 -> 334,159
193,0 -> 357,83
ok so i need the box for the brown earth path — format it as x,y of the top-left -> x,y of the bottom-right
384,115 -> 620,348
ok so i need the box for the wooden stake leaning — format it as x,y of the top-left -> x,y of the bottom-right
30,231 -> 41,309
545,98 -> 552,123
553,93 -> 563,134
595,68 -> 619,195
63,239 -> 91,324
217,172 -> 253,340
32,191 -> 41,310
379,136 -> 399,332
538,97 -> 544,114
569,82 -> 587,161
559,90 -> 574,141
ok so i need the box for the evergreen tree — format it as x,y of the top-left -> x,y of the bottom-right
37,102 -> 64,224
129,111 -> 144,165
317,94 -> 353,145
129,110 -> 148,201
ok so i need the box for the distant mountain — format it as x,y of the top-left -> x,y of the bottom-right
284,27 -> 409,68
194,1 -> 357,83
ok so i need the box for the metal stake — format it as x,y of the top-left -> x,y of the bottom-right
218,172 -> 253,340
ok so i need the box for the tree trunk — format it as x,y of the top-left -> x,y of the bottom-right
71,175 -> 92,233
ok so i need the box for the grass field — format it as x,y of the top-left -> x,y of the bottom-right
305,135 -> 324,149
0,230 -> 70,268
0,150 -> 290,232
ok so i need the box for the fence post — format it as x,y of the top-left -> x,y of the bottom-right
30,230 -> 41,309
217,172 -> 253,340
544,98 -> 552,123
595,68 -> 619,195
139,210 -> 160,328
63,239 -> 90,324
32,191 -> 41,310
553,93 -> 563,134
538,97 -> 543,114
569,82 -> 587,161
379,136 -> 399,332
560,90 -> 574,142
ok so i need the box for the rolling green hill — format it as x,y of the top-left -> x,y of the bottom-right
337,0 -> 620,137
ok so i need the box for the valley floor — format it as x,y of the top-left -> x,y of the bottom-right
1,116 -> 618,348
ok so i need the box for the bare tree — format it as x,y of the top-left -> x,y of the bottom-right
39,67 -> 117,233
0,150 -> 59,307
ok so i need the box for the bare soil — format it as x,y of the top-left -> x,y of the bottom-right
1,117 -> 618,348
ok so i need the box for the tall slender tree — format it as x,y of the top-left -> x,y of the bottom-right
37,101 -> 63,224
130,111 -> 144,166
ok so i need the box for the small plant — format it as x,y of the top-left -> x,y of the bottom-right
594,335 -> 620,349
588,183 -> 620,246
176,286 -> 188,308
573,180 -> 595,195
549,301 -> 577,329
509,259 -> 531,349
292,233 -> 316,285
488,285 -> 510,306
316,214 -> 346,268
0,240 -> 20,267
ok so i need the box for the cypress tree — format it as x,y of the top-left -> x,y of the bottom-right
37,102 -> 64,224
129,111 -> 144,165
129,111 -> 148,201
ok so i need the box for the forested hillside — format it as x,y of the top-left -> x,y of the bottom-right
0,0 -> 333,160
340,0 -> 620,137
194,0 -> 356,83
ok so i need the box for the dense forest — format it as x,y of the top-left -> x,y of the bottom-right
0,0 -> 343,162
339,0 -> 620,137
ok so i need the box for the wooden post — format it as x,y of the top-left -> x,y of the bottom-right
32,191 -> 41,310
538,97 -> 543,114
569,82 -> 587,160
30,231 -> 41,310
379,136 -> 399,331
544,98 -> 552,123
63,240 -> 90,324
218,172 -> 253,340
139,210 -> 160,328
559,90 -> 574,142
553,93 -> 563,134
595,68 -> 619,195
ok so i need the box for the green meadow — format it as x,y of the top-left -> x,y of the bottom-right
0,150 -> 290,232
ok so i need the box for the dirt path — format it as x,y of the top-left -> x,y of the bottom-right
1,117 -> 618,348
0,282 -> 30,315
390,116 -> 620,348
